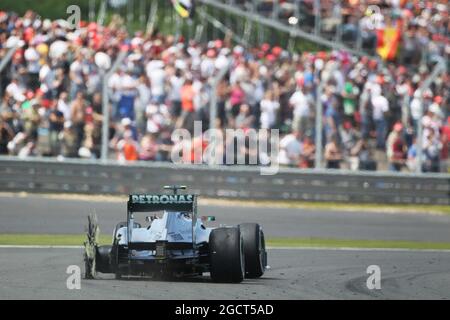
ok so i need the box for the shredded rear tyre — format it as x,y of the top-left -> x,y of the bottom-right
84,213 -> 99,279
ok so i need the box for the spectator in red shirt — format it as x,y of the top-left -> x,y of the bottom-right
178,78 -> 195,132
230,81 -> 246,117
386,122 -> 406,172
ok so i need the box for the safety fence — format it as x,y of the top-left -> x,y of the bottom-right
0,157 -> 448,205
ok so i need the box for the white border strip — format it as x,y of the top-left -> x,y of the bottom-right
0,245 -> 83,249
267,246 -> 450,253
1,245 -> 450,253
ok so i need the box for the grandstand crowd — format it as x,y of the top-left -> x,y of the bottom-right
0,6 -> 448,172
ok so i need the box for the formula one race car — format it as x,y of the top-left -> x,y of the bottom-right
84,186 -> 267,283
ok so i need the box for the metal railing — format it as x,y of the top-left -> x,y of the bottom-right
0,157 -> 448,204
198,0 -> 379,59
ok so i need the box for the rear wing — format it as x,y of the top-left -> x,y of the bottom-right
127,194 -> 196,212
126,194 -> 199,249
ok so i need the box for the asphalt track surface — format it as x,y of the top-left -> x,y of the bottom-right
0,247 -> 449,299
1,194 -> 450,242
0,194 -> 450,299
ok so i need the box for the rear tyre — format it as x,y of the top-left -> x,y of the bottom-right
95,245 -> 112,274
239,223 -> 266,278
209,227 -> 245,283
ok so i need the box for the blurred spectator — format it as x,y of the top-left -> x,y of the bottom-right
22,99 -> 41,141
324,136 -> 343,169
81,122 -> 102,159
278,130 -> 302,167
117,129 -> 139,162
299,135 -> 315,169
117,68 -> 139,120
260,90 -> 279,129
69,53 -> 86,100
179,77 -> 196,131
340,121 -> 359,164
230,81 -> 246,117
146,59 -> 166,104
441,117 -> 450,172
407,136 -> 418,172
341,80 -> 359,124
289,85 -> 310,135
234,104 -> 255,130
139,134 -> 159,161
70,92 -> 87,150
60,122 -> 78,158
386,122 -> 406,171
0,116 -> 14,154
168,68 -> 184,118
371,87 -> 390,149
423,128 -> 442,173
351,138 -> 376,171
48,101 -> 64,156
57,92 -> 71,121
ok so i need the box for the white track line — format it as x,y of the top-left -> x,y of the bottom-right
0,245 -> 83,249
1,245 -> 450,253
267,246 -> 450,253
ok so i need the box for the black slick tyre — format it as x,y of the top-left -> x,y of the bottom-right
239,223 -> 266,278
209,227 -> 245,283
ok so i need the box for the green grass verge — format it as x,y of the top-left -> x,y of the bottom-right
206,198 -> 450,216
283,202 -> 450,215
267,238 -> 450,250
0,234 -> 111,246
1,234 -> 450,250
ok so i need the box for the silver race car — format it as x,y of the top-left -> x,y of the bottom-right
84,186 -> 267,283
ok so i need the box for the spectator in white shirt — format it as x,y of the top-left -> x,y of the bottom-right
278,131 -> 302,167
260,90 -> 279,129
146,60 -> 166,104
117,69 -> 139,120
6,78 -> 26,103
168,69 -> 184,117
24,44 -> 40,91
410,89 -> 422,132
371,92 -> 389,149
57,91 -> 71,121
290,86 -> 309,134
